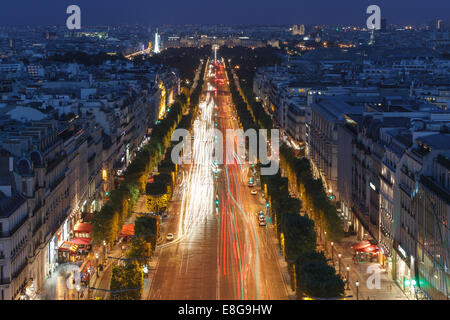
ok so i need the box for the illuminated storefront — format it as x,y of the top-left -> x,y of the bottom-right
158,81 -> 166,119
392,244 -> 415,299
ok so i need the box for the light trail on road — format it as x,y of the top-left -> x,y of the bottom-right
149,59 -> 289,300
161,68 -> 217,249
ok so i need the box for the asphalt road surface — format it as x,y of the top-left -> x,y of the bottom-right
146,58 -> 289,300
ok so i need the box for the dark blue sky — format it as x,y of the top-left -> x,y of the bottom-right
0,0 -> 449,26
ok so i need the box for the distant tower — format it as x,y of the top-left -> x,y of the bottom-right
368,29 -> 375,45
437,19 -> 443,31
299,24 -> 305,35
380,18 -> 387,31
154,29 -> 161,54
212,44 -> 219,62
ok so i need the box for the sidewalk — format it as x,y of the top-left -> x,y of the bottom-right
319,234 -> 410,300
140,170 -> 182,299
39,263 -> 81,300
85,194 -> 145,299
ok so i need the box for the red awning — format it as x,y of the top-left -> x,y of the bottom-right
74,222 -> 93,233
120,224 -> 135,237
70,237 -> 92,245
361,244 -> 379,253
59,241 -> 78,253
352,240 -> 372,251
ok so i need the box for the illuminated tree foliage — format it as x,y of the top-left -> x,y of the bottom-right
220,47 -> 345,299
135,215 -> 161,250
110,262 -> 143,300
295,251 -> 345,299
126,238 -> 152,266
93,89 -> 192,244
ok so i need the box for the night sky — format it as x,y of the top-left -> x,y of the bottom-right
0,0 -> 449,26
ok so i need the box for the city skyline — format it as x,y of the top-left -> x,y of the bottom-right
1,0 -> 450,305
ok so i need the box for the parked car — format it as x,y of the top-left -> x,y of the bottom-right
166,233 -> 174,241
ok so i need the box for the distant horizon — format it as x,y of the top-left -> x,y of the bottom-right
0,0 -> 449,27
0,21 -> 447,28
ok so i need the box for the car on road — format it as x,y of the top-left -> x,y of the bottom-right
251,190 -> 257,195
166,233 -> 174,241
258,218 -> 266,226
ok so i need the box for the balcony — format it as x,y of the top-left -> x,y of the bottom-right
49,174 -> 65,192
0,215 -> 28,238
11,260 -> 27,279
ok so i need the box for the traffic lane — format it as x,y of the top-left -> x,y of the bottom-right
149,76 -> 218,299
149,169 -> 219,299
217,94 -> 262,300
218,80 -> 289,300
149,220 -> 219,299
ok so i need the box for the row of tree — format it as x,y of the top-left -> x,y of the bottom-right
145,46 -> 212,82
144,60 -> 206,217
279,144 -> 344,242
93,59 -> 206,246
92,91 -> 186,245
222,55 -> 345,299
260,170 -> 345,299
108,61 -> 207,299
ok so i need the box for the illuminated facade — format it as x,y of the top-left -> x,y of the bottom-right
154,30 -> 161,54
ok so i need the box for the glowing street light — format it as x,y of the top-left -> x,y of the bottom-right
338,253 -> 342,275
355,280 -> 360,300
346,266 -> 350,290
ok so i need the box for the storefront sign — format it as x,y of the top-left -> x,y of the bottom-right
398,245 -> 407,259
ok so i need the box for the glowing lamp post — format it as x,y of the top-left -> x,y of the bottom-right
95,253 -> 99,277
330,242 -> 334,264
346,266 -> 350,290
338,253 -> 342,276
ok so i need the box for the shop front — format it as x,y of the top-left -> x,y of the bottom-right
73,222 -> 93,238
340,201 -> 354,234
24,279 -> 37,300
47,236 -> 59,275
392,243 -> 415,299
70,237 -> 92,264
352,240 -> 379,263
58,241 -> 78,264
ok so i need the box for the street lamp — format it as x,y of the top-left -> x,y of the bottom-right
76,284 -> 81,300
338,253 -> 342,276
330,242 -> 334,265
95,253 -> 99,277
323,231 -> 327,251
355,280 -> 360,300
346,266 -> 350,290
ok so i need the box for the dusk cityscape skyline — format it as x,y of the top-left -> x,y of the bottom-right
0,0 -> 450,310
